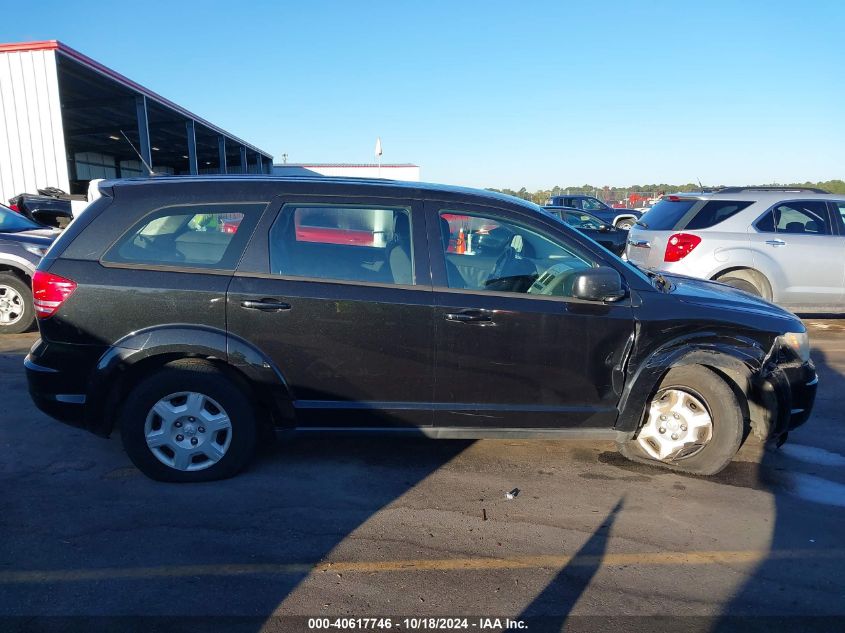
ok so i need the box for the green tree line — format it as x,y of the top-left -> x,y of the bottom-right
488,180 -> 845,206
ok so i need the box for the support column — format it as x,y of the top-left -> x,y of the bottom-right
135,95 -> 152,174
239,146 -> 247,174
218,136 -> 227,174
186,120 -> 198,175
257,154 -> 264,174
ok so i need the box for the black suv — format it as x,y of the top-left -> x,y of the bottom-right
26,177 -> 817,482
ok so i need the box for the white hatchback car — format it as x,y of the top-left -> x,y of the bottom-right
625,187 -> 845,313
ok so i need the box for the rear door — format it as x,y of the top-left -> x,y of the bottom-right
427,200 -> 634,430
750,200 -> 845,310
228,195 -> 435,429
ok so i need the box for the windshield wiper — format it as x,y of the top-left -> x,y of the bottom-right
643,269 -> 671,292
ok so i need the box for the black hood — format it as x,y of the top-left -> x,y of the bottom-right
0,228 -> 59,247
664,272 -> 802,329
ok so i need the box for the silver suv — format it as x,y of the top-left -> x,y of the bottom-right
625,187 -> 845,313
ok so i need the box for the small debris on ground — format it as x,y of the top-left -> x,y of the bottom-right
506,488 -> 520,499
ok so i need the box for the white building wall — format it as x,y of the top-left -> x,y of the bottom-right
0,48 -> 69,204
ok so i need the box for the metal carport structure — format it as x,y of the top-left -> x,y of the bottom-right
0,40 -> 272,202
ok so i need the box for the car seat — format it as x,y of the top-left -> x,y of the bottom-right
388,213 -> 413,285
439,217 -> 466,288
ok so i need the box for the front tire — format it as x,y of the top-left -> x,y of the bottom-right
119,360 -> 257,482
0,273 -> 34,334
618,365 -> 746,475
615,219 -> 635,231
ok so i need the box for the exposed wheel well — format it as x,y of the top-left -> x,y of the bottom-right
102,354 -> 279,437
0,265 -> 31,287
712,267 -> 772,301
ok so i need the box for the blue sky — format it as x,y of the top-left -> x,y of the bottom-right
1,0 -> 843,189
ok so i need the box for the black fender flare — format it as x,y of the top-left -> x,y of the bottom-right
616,334 -> 769,434
85,325 -> 293,436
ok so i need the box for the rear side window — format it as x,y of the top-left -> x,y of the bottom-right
755,201 -> 831,235
684,200 -> 753,229
103,203 -> 265,269
270,205 -> 414,285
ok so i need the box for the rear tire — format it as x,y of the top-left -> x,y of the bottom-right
719,276 -> 761,297
615,219 -> 635,231
618,365 -> 745,476
119,360 -> 257,482
0,273 -> 34,334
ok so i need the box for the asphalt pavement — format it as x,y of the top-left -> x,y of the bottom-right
1,322 -> 844,632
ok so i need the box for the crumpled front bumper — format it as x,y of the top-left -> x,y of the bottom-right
758,359 -> 817,439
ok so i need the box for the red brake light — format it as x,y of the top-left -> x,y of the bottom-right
664,233 -> 701,262
9,203 -> 19,212
32,271 -> 77,318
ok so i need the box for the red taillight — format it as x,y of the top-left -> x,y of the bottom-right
9,203 -> 19,212
667,195 -> 681,202
32,271 -> 77,318
664,233 -> 701,262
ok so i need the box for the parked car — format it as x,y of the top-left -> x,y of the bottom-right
626,187 -> 845,313
8,188 -> 78,229
0,204 -> 59,333
546,194 -> 642,230
542,206 -> 628,255
27,177 -> 816,482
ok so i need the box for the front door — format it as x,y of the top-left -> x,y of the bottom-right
228,197 -> 435,428
750,200 -> 845,310
427,201 -> 634,429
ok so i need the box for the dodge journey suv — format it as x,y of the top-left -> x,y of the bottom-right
26,177 -> 817,481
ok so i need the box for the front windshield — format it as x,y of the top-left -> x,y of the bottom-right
564,212 -> 603,230
0,206 -> 40,233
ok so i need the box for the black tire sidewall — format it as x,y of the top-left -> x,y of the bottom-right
0,273 -> 34,334
119,362 -> 256,482
719,276 -> 761,297
621,365 -> 744,476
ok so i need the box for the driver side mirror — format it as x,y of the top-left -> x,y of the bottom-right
598,224 -> 611,233
571,266 -> 626,302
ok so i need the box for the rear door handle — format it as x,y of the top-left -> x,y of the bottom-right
241,299 -> 291,312
765,239 -> 786,246
445,309 -> 493,324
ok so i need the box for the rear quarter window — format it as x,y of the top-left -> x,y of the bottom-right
639,199 -> 751,230
102,203 -> 266,270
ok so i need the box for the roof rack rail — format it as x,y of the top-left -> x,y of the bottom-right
716,186 -> 830,194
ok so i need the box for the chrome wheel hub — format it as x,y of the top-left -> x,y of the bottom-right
144,392 -> 232,471
637,388 -> 713,461
0,285 -> 24,325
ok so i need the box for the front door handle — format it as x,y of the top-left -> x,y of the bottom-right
241,299 -> 292,312
765,239 -> 786,246
445,309 -> 493,324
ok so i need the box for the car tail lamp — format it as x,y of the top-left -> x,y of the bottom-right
664,233 -> 701,262
9,203 -> 19,212
32,271 -> 77,318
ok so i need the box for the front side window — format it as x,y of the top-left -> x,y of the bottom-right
564,212 -> 603,230
270,205 -> 414,285
439,210 -> 595,296
833,201 -> 845,232
104,203 -> 265,269
756,201 -> 831,235
582,197 -> 608,211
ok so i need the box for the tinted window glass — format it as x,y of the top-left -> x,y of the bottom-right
834,202 -> 845,232
757,201 -> 831,235
438,210 -> 595,296
104,203 -> 265,269
638,199 -> 697,230
564,212 -> 603,229
270,205 -> 413,285
581,197 -> 607,211
0,206 -> 41,232
684,200 -> 753,229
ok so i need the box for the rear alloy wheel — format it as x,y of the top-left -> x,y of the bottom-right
618,365 -> 745,475
120,360 -> 256,482
0,274 -> 34,334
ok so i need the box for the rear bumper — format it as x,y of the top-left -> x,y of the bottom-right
25,338 -> 104,435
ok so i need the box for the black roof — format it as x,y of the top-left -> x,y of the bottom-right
103,175 -> 543,211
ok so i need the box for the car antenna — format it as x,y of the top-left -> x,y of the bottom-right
697,177 -> 704,191
119,130 -> 157,176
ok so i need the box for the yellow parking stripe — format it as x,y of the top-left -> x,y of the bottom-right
2,548 -> 843,583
